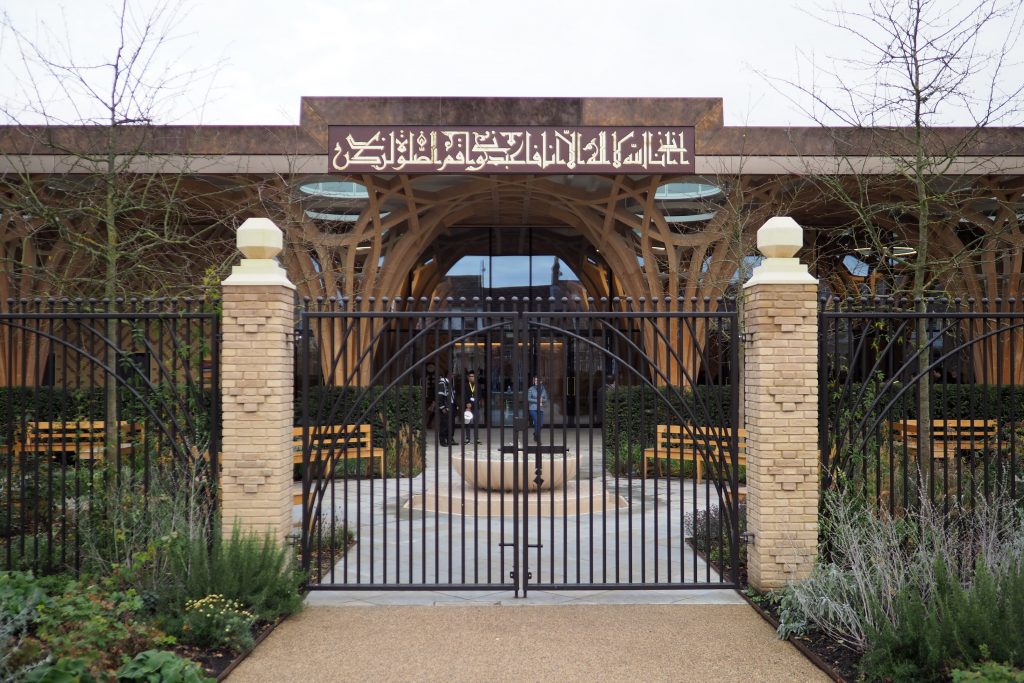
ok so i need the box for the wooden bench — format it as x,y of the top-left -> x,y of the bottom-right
292,424 -> 384,482
890,419 -> 999,459
643,424 -> 747,483
20,421 -> 139,461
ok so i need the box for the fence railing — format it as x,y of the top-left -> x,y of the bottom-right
819,296 -> 1024,514
0,298 -> 220,573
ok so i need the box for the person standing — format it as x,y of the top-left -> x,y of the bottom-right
437,372 -> 455,446
527,375 -> 548,443
463,370 -> 483,444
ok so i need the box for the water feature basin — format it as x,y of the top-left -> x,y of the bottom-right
452,451 -> 578,491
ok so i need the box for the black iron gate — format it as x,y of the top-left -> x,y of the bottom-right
298,297 -> 741,594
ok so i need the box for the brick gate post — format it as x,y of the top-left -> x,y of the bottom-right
743,217 -> 819,592
219,218 -> 295,544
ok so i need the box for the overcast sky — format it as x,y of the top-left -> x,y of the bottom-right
2,0 -> 1020,128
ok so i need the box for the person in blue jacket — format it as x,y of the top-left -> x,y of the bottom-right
527,375 -> 548,442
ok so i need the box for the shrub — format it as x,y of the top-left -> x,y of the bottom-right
116,649 -> 212,682
179,525 -> 304,622
861,559 -> 1024,681
33,579 -> 170,675
76,462 -> 215,602
21,656 -> 96,682
685,503 -> 747,570
952,661 -> 1024,682
777,489 -> 1024,652
180,595 -> 255,653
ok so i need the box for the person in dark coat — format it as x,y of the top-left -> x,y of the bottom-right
462,370 -> 483,443
436,372 -> 455,446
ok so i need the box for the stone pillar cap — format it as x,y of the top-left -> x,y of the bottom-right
745,216 -> 817,287
223,217 -> 294,288
237,217 -> 283,259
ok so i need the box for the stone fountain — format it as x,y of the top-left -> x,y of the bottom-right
407,445 -> 628,517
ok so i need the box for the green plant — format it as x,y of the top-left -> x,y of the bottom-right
116,649 -> 212,682
952,661 -> 1024,682
180,595 -> 255,653
383,422 -> 425,477
1,572 -> 59,678
778,488 -> 1024,652
34,579 -> 169,675
685,503 -> 747,570
21,656 -> 97,683
861,559 -> 1024,682
180,525 -> 304,622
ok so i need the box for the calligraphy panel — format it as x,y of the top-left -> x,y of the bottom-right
327,125 -> 695,174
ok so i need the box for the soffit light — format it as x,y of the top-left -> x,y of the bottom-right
299,180 -> 369,199
655,182 -> 721,200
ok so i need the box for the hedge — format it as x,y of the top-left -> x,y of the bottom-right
0,384 -> 426,450
295,385 -> 426,477
828,383 -> 1024,422
602,385 -> 734,475
295,385 -> 425,448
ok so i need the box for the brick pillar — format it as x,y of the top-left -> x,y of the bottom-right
743,217 -> 819,591
219,218 -> 295,544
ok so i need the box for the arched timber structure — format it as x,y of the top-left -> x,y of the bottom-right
2,97 -> 1024,385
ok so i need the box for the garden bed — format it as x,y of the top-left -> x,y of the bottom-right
180,619 -> 279,681
684,536 -> 851,682
743,591 -> 859,683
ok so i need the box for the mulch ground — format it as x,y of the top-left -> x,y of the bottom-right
751,596 -> 862,683
174,620 -> 276,680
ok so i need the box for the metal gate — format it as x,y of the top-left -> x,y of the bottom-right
298,297 -> 741,594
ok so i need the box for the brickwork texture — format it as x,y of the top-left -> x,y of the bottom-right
219,285 -> 294,544
744,282 -> 819,591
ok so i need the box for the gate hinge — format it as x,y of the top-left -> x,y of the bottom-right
740,531 -> 755,546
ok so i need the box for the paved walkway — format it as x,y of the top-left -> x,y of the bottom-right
227,595 -> 828,682
242,430 -> 825,681
298,430 -> 734,589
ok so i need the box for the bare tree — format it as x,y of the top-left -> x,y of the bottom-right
772,0 -> 1024,469
0,0 -> 232,302
0,1 -> 233,455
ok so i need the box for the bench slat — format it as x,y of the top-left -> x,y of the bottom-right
292,424 -> 384,478
643,424 -> 747,482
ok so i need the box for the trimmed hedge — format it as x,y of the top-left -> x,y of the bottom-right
295,385 -> 426,478
602,385 -> 734,475
296,385 -> 425,447
0,386 -> 215,421
830,383 -> 1024,421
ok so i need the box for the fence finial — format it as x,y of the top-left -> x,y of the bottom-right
745,216 -> 817,287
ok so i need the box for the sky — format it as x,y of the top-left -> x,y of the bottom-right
1,0 -> 1018,128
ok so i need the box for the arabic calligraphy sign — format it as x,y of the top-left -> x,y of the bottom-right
328,125 -> 695,174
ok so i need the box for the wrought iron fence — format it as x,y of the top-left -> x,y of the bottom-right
0,298 -> 220,573
820,296 -> 1023,514
296,296 -> 742,593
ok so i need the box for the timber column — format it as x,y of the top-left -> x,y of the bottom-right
219,218 -> 295,543
743,217 -> 819,591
